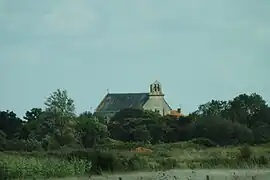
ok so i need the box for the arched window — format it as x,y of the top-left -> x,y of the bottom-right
154,84 -> 157,91
156,84 -> 160,92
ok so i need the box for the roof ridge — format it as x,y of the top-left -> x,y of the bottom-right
95,93 -> 149,112
107,92 -> 148,95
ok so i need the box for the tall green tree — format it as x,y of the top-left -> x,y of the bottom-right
0,110 -> 23,139
227,93 -> 267,126
197,100 -> 229,118
250,107 -> 270,143
30,111 -> 77,149
191,116 -> 254,145
19,108 -> 44,139
45,89 -> 76,117
76,116 -> 108,148
22,90 -> 78,149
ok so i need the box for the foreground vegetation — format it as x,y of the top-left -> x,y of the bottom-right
1,89 -> 270,179
1,141 -> 270,179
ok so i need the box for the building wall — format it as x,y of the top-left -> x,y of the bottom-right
142,95 -> 172,116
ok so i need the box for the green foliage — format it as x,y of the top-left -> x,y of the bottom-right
127,154 -> 150,170
191,116 -> 254,146
0,110 -> 23,139
1,90 -> 270,177
2,91 -> 270,152
227,93 -> 267,126
156,157 -> 178,169
0,153 -> 90,179
0,130 -> 6,151
76,116 -> 109,148
191,138 -> 217,147
5,139 -> 43,151
0,161 -> 8,180
45,89 -> 75,117
42,149 -> 150,173
197,100 -> 229,118
238,145 -> 252,160
255,155 -> 268,165
110,108 -> 160,123
24,108 -> 43,122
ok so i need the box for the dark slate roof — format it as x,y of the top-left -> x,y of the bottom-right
95,93 -> 149,112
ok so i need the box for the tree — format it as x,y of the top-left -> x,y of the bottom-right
250,107 -> 270,127
249,107 -> 270,143
79,111 -> 93,118
131,124 -> 151,143
44,89 -> 75,117
251,122 -> 270,144
76,116 -> 109,148
196,100 -> 229,118
227,93 -> 267,127
22,109 -> 77,149
24,108 -> 43,122
0,111 -> 23,139
19,108 -> 43,140
110,108 -> 160,123
108,109 -> 161,142
191,116 -> 254,146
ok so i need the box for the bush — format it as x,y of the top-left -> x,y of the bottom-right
5,139 -> 43,152
254,155 -> 268,165
46,149 -> 129,173
238,145 -> 252,160
0,161 -> 8,180
97,141 -> 152,150
191,116 -> 254,146
156,158 -> 178,170
191,138 -> 217,147
127,154 -> 149,171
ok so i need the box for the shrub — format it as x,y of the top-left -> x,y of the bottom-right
254,155 -> 268,165
238,145 -> 252,160
157,157 -> 178,170
0,161 -> 8,180
53,149 -> 128,173
4,139 -> 43,152
127,154 -> 149,170
191,138 -> 217,147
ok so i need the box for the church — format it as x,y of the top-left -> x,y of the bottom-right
94,81 -> 179,120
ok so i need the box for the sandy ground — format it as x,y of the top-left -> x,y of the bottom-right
48,169 -> 270,180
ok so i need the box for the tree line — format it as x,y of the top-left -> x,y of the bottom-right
1,89 -> 270,151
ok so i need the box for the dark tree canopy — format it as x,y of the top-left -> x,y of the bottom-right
0,110 -> 23,139
0,91 -> 269,151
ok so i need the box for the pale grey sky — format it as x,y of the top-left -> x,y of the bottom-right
0,0 -> 269,117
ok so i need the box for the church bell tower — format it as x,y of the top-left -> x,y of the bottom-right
149,80 -> 164,96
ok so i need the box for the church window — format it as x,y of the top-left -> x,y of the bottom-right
154,84 -> 157,91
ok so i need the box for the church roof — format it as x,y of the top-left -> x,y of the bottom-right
95,93 -> 149,112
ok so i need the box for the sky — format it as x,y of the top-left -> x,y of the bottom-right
0,0 -> 270,118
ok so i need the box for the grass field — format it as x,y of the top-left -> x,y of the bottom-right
1,142 -> 270,179
46,169 -> 270,180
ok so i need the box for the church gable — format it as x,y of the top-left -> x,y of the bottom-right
143,80 -> 172,115
95,93 -> 149,112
